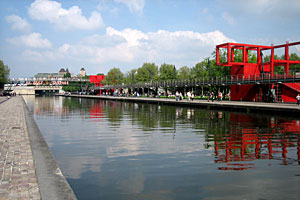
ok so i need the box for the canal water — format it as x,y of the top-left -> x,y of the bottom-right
23,96 -> 300,200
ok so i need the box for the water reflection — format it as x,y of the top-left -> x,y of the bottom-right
23,96 -> 300,199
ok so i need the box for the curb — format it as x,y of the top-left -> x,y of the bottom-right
21,97 -> 77,200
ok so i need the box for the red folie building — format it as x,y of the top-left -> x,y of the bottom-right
89,75 -> 105,87
216,41 -> 300,102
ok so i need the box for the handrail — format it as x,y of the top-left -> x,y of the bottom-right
99,74 -> 300,89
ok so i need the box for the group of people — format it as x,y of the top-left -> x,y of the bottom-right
207,91 -> 223,102
175,91 -> 195,101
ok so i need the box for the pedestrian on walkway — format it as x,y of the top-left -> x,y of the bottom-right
218,92 -> 223,101
175,91 -> 179,101
296,94 -> 300,105
191,93 -> 195,101
187,91 -> 191,101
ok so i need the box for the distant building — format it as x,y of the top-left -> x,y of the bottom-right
59,68 -> 67,77
35,68 -> 86,79
34,73 -> 59,78
79,68 -> 86,77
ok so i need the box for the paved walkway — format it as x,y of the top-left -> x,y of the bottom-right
0,96 -> 40,199
0,97 -> 8,104
68,94 -> 300,115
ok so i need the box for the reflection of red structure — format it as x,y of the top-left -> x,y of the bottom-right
214,114 -> 300,170
89,75 -> 105,87
89,101 -> 103,119
216,41 -> 300,102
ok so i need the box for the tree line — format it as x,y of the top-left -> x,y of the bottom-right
101,50 -> 300,86
0,60 -> 10,89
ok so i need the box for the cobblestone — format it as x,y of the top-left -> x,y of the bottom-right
0,97 -> 41,199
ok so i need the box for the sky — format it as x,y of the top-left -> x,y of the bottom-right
0,0 -> 300,78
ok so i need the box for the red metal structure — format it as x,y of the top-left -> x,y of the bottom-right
216,41 -> 300,102
89,75 -> 105,87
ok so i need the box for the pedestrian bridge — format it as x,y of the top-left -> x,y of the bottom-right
4,85 -> 63,95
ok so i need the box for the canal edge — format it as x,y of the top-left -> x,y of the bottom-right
21,96 -> 77,200
62,94 -> 300,117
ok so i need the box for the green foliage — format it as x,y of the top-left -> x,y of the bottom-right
123,69 -> 137,84
191,60 -> 209,79
0,60 -> 10,89
95,50 -> 299,85
289,53 -> 300,73
177,66 -> 191,80
97,73 -> 104,75
135,63 -> 159,82
102,67 -> 124,85
159,63 -> 176,80
62,81 -> 91,92
63,72 -> 71,78
82,75 -> 89,79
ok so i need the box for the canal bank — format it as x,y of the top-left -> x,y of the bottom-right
0,96 -> 77,199
64,94 -> 300,116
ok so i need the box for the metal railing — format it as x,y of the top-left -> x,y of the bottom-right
100,74 -> 300,89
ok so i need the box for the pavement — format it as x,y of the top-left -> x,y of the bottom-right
0,96 -> 77,200
0,96 -> 40,199
68,94 -> 300,116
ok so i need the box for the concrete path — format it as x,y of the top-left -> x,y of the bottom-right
0,96 -> 77,199
68,94 -> 300,115
0,97 -> 40,199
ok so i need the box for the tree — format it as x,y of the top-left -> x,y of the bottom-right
159,63 -> 176,81
135,63 -> 159,83
177,66 -> 191,80
82,75 -> 89,79
123,69 -> 137,84
0,60 -> 10,89
289,53 -> 300,74
102,67 -> 124,85
191,60 -> 209,79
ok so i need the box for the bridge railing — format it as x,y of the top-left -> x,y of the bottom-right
99,74 -> 300,90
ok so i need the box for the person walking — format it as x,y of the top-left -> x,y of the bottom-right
207,92 -> 210,102
218,92 -> 223,101
175,91 -> 179,101
296,94 -> 300,105
187,91 -> 191,102
191,93 -> 195,101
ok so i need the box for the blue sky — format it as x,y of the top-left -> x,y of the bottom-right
0,0 -> 299,78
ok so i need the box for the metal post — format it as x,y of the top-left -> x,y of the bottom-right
261,50 -> 264,83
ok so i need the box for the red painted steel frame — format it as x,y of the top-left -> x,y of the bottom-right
216,41 -> 300,102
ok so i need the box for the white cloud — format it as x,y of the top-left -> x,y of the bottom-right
22,27 -> 234,75
106,27 -> 148,46
114,0 -> 145,14
222,12 -> 235,25
5,15 -> 31,32
28,0 -> 104,30
8,33 -> 52,49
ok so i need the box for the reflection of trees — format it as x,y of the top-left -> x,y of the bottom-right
103,101 -> 123,126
